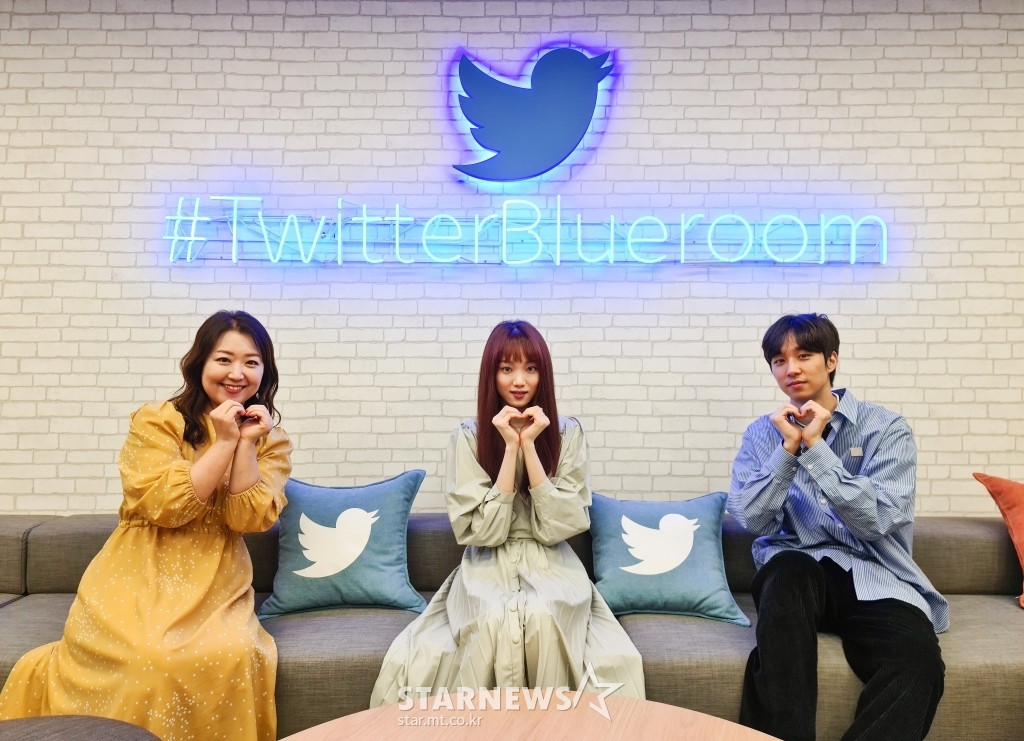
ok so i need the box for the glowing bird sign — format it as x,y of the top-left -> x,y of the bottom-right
453,48 -> 613,182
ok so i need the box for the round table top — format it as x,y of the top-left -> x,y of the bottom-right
280,692 -> 778,741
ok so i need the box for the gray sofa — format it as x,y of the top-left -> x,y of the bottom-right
0,513 -> 1021,740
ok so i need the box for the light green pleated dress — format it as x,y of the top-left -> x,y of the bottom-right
370,416 -> 645,705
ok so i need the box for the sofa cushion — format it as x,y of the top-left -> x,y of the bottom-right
622,591 -> 1024,741
927,593 -> 1024,740
406,513 -> 465,591
26,516 -> 118,594
243,526 -> 279,594
261,606 -> 419,737
0,716 -> 161,740
619,593 -> 862,741
970,474 -> 1024,607
589,492 -> 750,626
0,595 -> 22,609
260,472 -> 428,618
912,517 -> 1022,596
0,517 -> 54,595
0,594 -> 75,686
721,514 -> 758,592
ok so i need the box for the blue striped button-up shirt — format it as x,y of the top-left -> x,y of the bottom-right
728,389 -> 949,633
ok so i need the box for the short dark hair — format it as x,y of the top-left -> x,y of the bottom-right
761,313 -> 840,385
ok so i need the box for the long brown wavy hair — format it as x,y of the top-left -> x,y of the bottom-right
476,320 -> 560,492
169,311 -> 279,448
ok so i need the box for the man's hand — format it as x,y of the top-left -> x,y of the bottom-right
770,403 -> 804,455
797,400 -> 833,448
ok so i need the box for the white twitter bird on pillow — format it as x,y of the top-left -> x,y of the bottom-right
619,513 -> 700,575
293,508 -> 379,578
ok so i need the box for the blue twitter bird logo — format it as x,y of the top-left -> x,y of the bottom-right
454,48 -> 613,182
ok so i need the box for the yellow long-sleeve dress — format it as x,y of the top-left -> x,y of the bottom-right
370,416 -> 645,705
0,401 -> 292,741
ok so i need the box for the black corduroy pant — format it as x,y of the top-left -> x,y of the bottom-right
739,550 -> 945,741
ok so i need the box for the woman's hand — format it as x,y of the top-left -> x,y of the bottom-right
518,406 -> 551,491
518,406 -> 550,445
229,405 -> 270,495
492,406 -> 525,448
237,404 -> 274,445
210,400 -> 245,444
191,401 -> 244,503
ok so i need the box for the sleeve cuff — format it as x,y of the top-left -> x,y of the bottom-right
528,479 -> 556,498
767,445 -> 800,480
798,440 -> 842,478
184,467 -> 208,508
485,486 -> 516,504
230,476 -> 266,498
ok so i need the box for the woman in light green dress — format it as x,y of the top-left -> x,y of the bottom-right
371,320 -> 645,704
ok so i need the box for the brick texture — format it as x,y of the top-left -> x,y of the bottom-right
0,2 -> 1022,515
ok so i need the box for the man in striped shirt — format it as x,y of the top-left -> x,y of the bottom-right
729,313 -> 947,741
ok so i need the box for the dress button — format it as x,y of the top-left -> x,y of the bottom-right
791,466 -> 797,472
512,633 -> 520,644
820,498 -> 827,505
807,464 -> 814,470
509,602 -> 518,612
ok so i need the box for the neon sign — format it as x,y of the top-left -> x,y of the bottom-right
163,196 -> 888,266
453,48 -> 613,182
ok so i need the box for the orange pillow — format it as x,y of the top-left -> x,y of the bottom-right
973,472 -> 1024,609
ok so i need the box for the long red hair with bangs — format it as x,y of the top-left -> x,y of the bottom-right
476,320 -> 561,490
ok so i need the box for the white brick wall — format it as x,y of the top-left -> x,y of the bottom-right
1,1 -> 1022,516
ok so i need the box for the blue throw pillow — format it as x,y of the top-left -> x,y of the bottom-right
589,491 -> 750,626
259,470 -> 428,618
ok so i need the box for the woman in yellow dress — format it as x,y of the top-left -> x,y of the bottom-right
0,310 -> 292,741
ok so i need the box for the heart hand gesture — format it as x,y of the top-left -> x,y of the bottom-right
237,404 -> 274,445
210,400 -> 245,444
796,400 -> 832,448
492,406 -> 526,448
771,400 -> 834,455
518,406 -> 550,445
770,403 -> 804,455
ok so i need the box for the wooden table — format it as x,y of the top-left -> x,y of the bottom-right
280,693 -> 779,741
